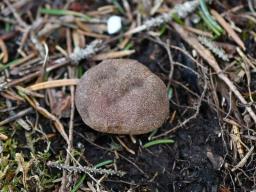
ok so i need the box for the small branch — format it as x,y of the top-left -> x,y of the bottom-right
27,79 -> 79,91
125,0 -> 199,35
0,107 -> 32,126
231,146 -> 254,172
59,86 -> 75,192
211,9 -> 245,50
69,40 -> 103,64
198,36 -> 229,61
92,50 -> 135,61
3,0 -> 28,28
47,161 -> 126,177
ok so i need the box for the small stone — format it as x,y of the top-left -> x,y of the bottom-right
75,59 -> 169,135
107,15 -> 122,34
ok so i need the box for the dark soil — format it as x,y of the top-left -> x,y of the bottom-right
74,113 -> 223,192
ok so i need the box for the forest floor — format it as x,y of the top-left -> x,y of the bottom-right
0,0 -> 256,191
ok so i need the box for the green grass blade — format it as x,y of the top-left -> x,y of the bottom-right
199,11 -> 221,36
94,160 -> 113,168
111,0 -> 125,14
70,174 -> 86,192
168,87 -> 173,100
0,59 -> 22,72
171,12 -> 184,25
40,8 -> 91,20
143,139 -> 174,148
199,0 -> 223,33
40,8 -> 68,15
124,42 -> 134,50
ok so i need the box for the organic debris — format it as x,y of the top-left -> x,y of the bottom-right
0,0 -> 256,191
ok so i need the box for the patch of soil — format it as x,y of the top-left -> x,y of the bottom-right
74,111 -> 223,191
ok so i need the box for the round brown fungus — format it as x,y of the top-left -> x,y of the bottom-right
75,59 -> 169,135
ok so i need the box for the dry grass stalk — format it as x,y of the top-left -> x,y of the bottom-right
92,50 -> 135,61
116,137 -> 135,155
231,146 -> 254,172
69,40 -> 103,63
0,107 -> 33,126
211,9 -> 246,50
28,79 -> 79,91
184,26 -> 213,38
78,30 -> 109,39
0,38 -> 9,63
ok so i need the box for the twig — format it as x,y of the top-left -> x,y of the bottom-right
231,146 -> 254,172
10,53 -> 37,69
3,0 -> 28,28
5,98 -> 32,131
27,79 -> 79,91
236,48 -> 253,103
77,30 -> 109,39
211,9 -> 246,50
0,108 -> 33,126
92,50 -> 135,61
60,86 -> 75,192
125,0 -> 199,35
36,42 -> 49,83
69,40 -> 103,63
122,0 -> 132,21
184,26 -> 213,38
148,37 -> 174,81
116,137 -> 135,155
2,0 -> 30,16
16,86 -> 44,98
30,31 -> 46,59
0,16 -> 17,24
59,29 -> 74,192
47,161 -> 126,177
0,38 -> 9,63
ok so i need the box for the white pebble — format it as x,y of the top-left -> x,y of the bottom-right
192,49 -> 197,57
107,15 -> 122,35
